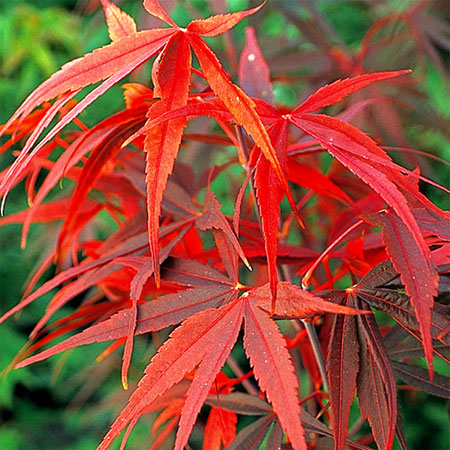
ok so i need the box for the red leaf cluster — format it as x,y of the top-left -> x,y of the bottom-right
1,1 -> 449,449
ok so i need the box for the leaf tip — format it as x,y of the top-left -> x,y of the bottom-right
121,375 -> 129,390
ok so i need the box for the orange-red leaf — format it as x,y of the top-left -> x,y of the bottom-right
252,281 -> 368,319
254,121 -> 288,310
293,71 -> 410,114
196,189 -> 251,271
187,4 -> 264,37
287,159 -> 352,205
0,30 -> 174,206
290,114 -> 429,260
101,0 -> 137,41
143,0 -> 178,27
145,32 -> 191,286
364,210 -> 438,373
203,407 -> 237,450
1,29 -> 174,132
56,124 -> 137,263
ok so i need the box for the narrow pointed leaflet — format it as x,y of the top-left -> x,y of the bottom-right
144,31 -> 191,285
0,28 -> 174,206
143,0 -> 178,27
100,0 -> 137,42
364,210 -> 438,373
254,122 -> 288,310
187,4 -> 264,37
327,296 -> 360,450
293,71 -> 410,114
16,259 -> 236,368
243,297 -> 306,450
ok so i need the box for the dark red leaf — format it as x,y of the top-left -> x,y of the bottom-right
227,415 -> 277,450
238,27 -> 274,104
357,305 -> 397,450
393,361 -> 450,399
327,297 -> 359,450
17,262 -> 235,369
205,392 -> 272,416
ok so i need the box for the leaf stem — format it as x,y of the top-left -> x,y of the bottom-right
302,320 -> 329,393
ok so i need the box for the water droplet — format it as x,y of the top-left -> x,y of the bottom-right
247,53 -> 256,62
235,96 -> 240,102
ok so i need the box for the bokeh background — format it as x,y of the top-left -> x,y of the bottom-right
1,1 -> 449,449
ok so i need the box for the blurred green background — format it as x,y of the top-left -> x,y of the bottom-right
0,1 -> 449,449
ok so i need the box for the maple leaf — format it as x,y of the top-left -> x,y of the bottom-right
287,92 -> 443,373
209,393 -> 372,450
356,305 -> 398,450
242,297 -> 305,450
97,300 -> 244,450
89,277 -> 364,450
144,31 -> 191,287
293,71 -> 411,115
0,27 -> 174,207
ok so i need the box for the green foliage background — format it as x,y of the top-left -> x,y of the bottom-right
0,1 -> 448,449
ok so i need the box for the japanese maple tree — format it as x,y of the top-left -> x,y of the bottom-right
1,1 -> 449,449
